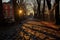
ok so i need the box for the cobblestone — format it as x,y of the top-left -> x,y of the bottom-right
0,20 -> 60,40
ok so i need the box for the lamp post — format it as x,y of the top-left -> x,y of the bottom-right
13,0 -> 26,22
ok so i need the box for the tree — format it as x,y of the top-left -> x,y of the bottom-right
46,0 -> 51,10
42,0 -> 45,21
36,0 -> 41,19
46,0 -> 51,21
0,0 -> 4,22
55,0 -> 60,25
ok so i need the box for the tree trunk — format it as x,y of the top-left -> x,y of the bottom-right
0,0 -> 4,22
42,0 -> 45,21
46,0 -> 52,22
46,0 -> 51,10
55,0 -> 60,25
37,0 -> 41,19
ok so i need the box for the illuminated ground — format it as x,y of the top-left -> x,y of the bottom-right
0,19 -> 60,40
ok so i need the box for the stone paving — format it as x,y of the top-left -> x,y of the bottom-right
0,20 -> 60,40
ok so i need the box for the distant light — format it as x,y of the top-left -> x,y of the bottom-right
41,1 -> 43,3
19,10 -> 23,13
27,13 -> 30,15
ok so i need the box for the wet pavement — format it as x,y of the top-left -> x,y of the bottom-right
0,19 -> 60,40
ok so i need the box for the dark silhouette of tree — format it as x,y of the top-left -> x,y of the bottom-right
0,0 -> 4,22
55,0 -> 60,25
42,0 -> 51,21
46,0 -> 51,22
36,0 -> 41,19
42,0 -> 45,21
46,0 -> 51,10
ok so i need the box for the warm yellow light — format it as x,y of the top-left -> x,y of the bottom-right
19,10 -> 23,13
